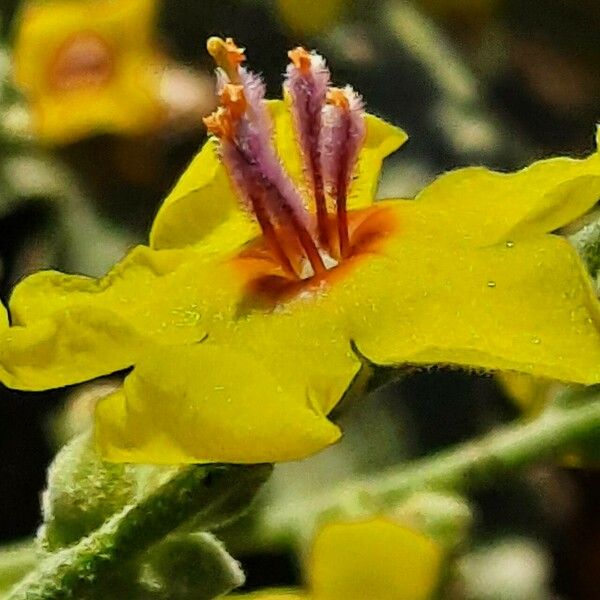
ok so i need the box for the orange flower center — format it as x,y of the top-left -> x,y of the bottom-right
49,33 -> 114,92
230,204 -> 400,310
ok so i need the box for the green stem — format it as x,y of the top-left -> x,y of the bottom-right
262,399 -> 600,542
5,464 -> 271,600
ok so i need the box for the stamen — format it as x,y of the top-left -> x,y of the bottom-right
206,36 -> 246,84
284,47 -> 331,250
251,189 -> 296,277
288,47 -> 312,75
327,88 -> 350,111
220,83 -> 247,120
320,86 -> 366,258
280,202 -> 327,276
203,106 -> 235,140
206,40 -> 325,279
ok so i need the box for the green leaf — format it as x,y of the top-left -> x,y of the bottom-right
140,533 -> 244,600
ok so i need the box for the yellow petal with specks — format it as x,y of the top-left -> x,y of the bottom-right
1,245 -> 244,390
411,127 -> 600,246
95,343 -> 340,464
341,206 -> 600,383
0,306 -> 143,391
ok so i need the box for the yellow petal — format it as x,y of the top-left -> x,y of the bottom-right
33,75 -> 162,144
309,518 -> 442,600
149,138 -> 258,251
276,0 -> 345,35
0,306 -> 143,391
270,98 -> 306,201
413,134 -> 600,245
348,114 -> 408,209
95,342 -> 341,464
344,211 -> 600,383
10,246 -> 209,342
2,245 -> 244,390
220,303 -> 362,417
271,100 -> 407,210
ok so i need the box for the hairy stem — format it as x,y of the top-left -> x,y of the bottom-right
5,464 -> 271,600
262,398 -> 600,542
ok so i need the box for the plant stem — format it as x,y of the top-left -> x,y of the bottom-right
262,399 -> 600,542
5,464 -> 271,600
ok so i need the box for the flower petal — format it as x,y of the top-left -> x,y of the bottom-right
33,76 -> 162,144
220,298 -> 363,417
2,245 -> 244,389
412,131 -> 600,245
347,113 -> 408,209
0,306 -> 143,390
346,222 -> 600,383
309,518 -> 442,600
149,138 -> 258,251
14,0 -> 158,92
271,99 -> 407,210
95,343 -> 341,464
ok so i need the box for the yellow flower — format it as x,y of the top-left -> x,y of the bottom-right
1,38 -> 600,464
236,518 -> 442,600
13,0 -> 164,144
275,0 -> 346,35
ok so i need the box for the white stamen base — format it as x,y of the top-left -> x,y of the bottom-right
299,250 -> 339,280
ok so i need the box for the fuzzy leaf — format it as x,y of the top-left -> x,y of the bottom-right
140,533 -> 244,600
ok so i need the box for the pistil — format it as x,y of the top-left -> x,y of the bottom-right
206,36 -> 245,84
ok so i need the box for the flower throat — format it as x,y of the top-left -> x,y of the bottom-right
203,37 -> 366,280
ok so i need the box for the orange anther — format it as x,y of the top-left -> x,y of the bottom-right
203,106 -> 235,140
288,47 -> 312,75
206,36 -> 246,83
326,87 -> 350,111
220,83 -> 247,120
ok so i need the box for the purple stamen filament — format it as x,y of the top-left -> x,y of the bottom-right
204,38 -> 366,281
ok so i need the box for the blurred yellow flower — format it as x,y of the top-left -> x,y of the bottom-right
276,0 -> 345,35
237,518 -> 442,600
13,0 -> 165,144
1,39 -> 600,464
